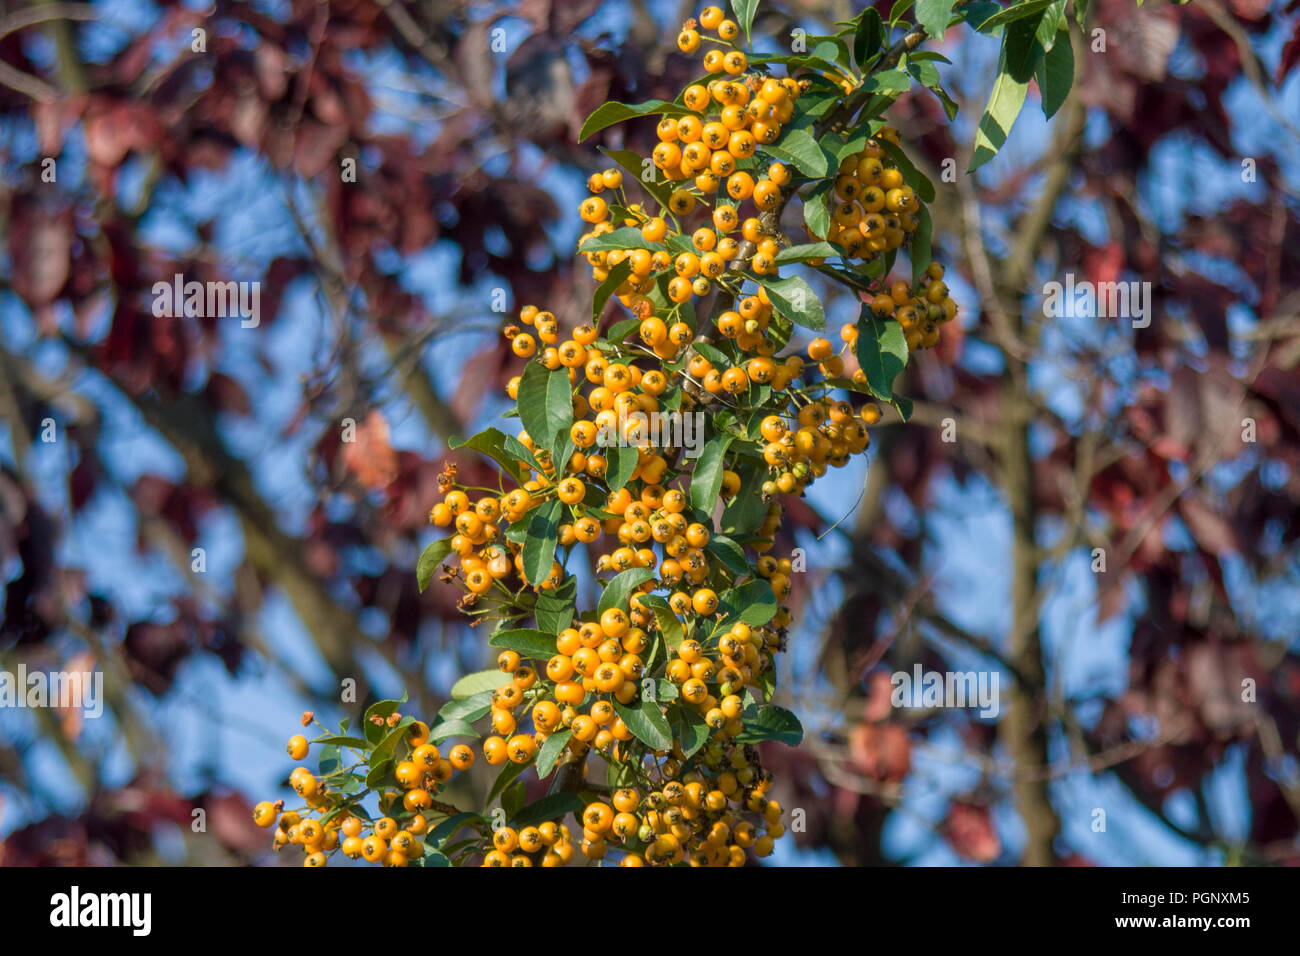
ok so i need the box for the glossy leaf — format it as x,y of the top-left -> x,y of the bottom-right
855,307 -> 910,401
510,793 -> 584,829
597,567 -> 656,615
535,728 -> 573,779
736,704 -> 804,746
614,698 -> 674,751
521,499 -> 563,587
580,99 -> 691,141
450,669 -> 503,701
489,628 -> 558,660
516,363 -> 573,459
416,537 -> 453,593
689,434 -> 735,511
761,274 -> 826,331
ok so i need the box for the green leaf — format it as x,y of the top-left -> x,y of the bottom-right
749,53 -> 847,80
734,0 -> 760,46
371,715 -> 417,766
522,499 -> 563,587
905,57 -> 940,89
598,567 -> 657,616
607,757 -> 634,789
1036,0 -> 1068,48
614,698 -> 674,751
534,575 -> 577,634
915,70 -> 960,120
677,707 -> 711,759
1004,14 -> 1045,82
762,128 -> 828,178
666,234 -> 696,257
311,734 -> 369,748
592,258 -> 632,323
448,427 -> 537,484
489,628 -> 558,660
450,669 -> 504,700
831,130 -> 870,162
811,37 -> 851,68
439,690 -> 493,722
975,0 -> 1057,31
416,537 -> 453,593
416,846 -> 451,867
579,482 -> 620,520
689,433 -> 735,511
705,533 -> 750,575
430,718 -> 480,742
638,593 -> 685,646
910,205 -> 933,287
603,444 -> 639,492
579,99 -> 692,142
853,8 -> 885,67
775,241 -> 843,264
916,0 -> 957,37
535,728 -> 573,779
720,578 -> 777,626
577,225 -> 664,253
721,464 -> 769,536
362,693 -> 408,745
736,704 -> 804,746
428,812 -> 481,847
802,178 -> 834,240
501,779 -> 527,820
318,744 -> 341,776
855,307 -> 909,401
961,0 -> 1005,29
909,50 -> 955,64
861,69 -> 912,95
516,363 -> 573,458
761,274 -> 826,331
332,773 -> 364,795
1035,24 -> 1073,118
889,0 -> 915,26
365,758 -> 394,789
485,759 -> 529,809
877,140 -> 936,203
968,50 -> 1029,172
510,793 -> 585,829
691,342 -> 731,367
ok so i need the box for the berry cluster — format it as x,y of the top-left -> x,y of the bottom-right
255,5 -> 959,867
818,132 -> 922,260
254,720 -> 482,866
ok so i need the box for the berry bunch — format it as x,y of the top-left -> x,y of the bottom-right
256,4 -> 959,867
254,719 -> 485,867
817,132 -> 923,262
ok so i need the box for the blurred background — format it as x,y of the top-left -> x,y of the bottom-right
1,0 -> 1298,866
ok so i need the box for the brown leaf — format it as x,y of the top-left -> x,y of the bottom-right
1178,495 -> 1238,556
944,801 -> 1000,862
341,409 -> 399,491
